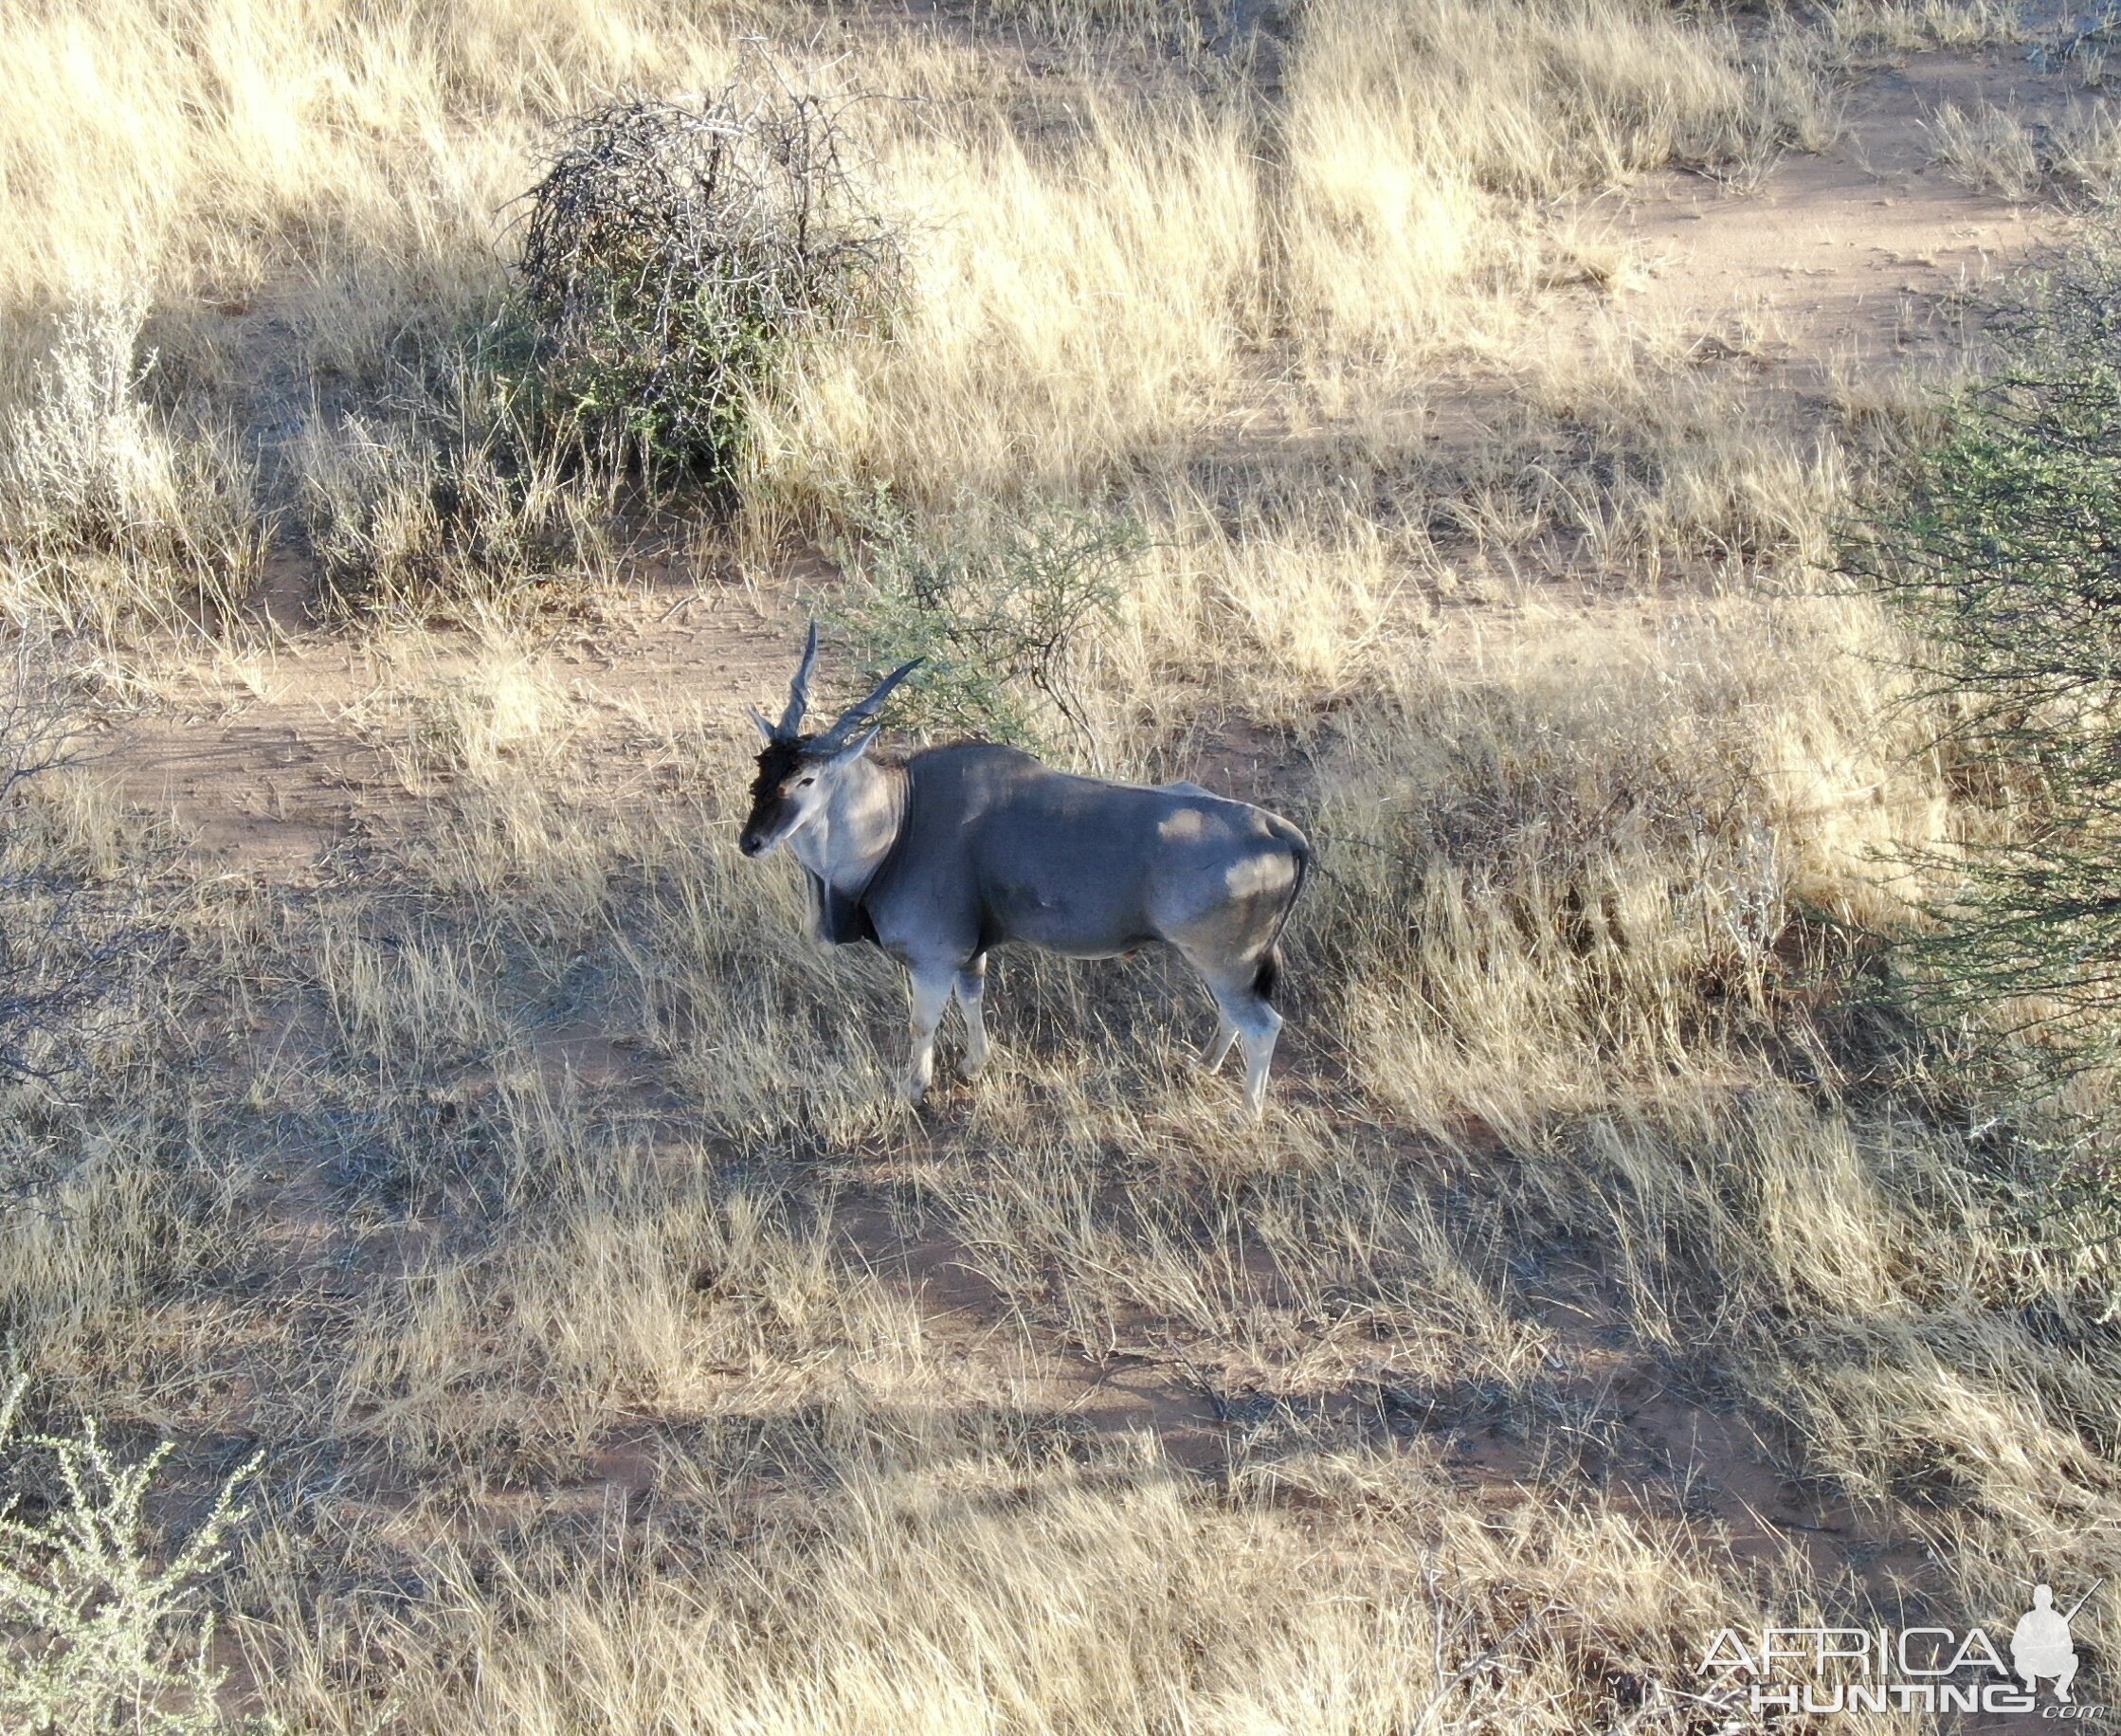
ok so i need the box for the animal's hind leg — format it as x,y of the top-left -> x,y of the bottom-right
903,965 -> 955,1103
1190,960 -> 1281,1118
1234,996 -> 1282,1119
954,953 -> 990,1079
1201,1011 -> 1238,1073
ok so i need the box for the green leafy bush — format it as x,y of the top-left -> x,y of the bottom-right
825,496 -> 1143,752
1845,231 -> 2121,1166
1849,234 -> 2121,1030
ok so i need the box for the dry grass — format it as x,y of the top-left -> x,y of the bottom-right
751,0 -> 1846,524
1822,0 -> 2026,55
1927,95 -> 2121,204
1927,99 -> 2044,199
0,0 -> 2115,1730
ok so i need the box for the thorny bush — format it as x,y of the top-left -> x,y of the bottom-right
517,80 -> 902,494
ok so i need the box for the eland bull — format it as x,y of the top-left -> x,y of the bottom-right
737,625 -> 1310,1116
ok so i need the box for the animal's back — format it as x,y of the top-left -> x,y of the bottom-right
907,742 -> 1278,861
893,742 -> 1303,958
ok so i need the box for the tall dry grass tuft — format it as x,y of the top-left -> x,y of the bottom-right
1304,598 -> 1936,1148
294,344 -> 615,620
0,296 -> 263,639
753,100 -> 1264,519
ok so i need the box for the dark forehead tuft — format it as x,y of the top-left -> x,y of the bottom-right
749,734 -> 817,801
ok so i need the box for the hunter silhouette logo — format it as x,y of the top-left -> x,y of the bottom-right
2013,1583 -> 2091,1703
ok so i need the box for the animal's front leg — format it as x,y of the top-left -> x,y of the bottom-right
903,966 -> 955,1102
954,954 -> 989,1079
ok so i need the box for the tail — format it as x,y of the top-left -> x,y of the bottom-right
1251,828 -> 1311,1005
1253,947 -> 1283,1004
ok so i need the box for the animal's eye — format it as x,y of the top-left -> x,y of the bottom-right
797,776 -> 814,787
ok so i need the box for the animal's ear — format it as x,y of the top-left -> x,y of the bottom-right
827,726 -> 880,769
748,706 -> 777,742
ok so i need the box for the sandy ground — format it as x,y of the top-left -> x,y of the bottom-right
1629,50 -> 2053,348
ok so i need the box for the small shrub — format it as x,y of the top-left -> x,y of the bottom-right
517,80 -> 902,494
0,295 -> 263,641
0,1379 -> 263,1734
825,496 -> 1142,751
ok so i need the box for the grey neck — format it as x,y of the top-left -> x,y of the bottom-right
789,753 -> 907,900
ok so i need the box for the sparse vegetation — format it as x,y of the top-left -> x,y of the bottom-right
0,0 -> 2116,1729
0,646 -> 164,1083
825,496 -> 1141,751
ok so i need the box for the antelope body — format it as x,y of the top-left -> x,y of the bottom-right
738,628 -> 1309,1115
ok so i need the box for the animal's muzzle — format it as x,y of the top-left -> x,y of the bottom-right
738,830 -> 766,857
